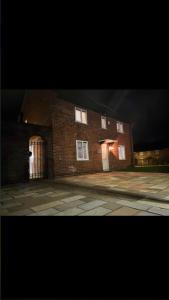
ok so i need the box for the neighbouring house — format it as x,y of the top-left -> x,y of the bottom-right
2,90 -> 134,184
134,148 -> 169,166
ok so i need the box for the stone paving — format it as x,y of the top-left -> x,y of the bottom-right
55,171 -> 169,201
1,177 -> 169,216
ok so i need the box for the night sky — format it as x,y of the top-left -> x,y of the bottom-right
2,89 -> 169,150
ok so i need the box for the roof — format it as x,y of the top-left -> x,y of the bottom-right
2,89 -> 130,124
57,93 -> 130,124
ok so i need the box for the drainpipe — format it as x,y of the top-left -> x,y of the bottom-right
130,122 -> 134,166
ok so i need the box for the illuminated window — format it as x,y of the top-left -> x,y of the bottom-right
101,116 -> 107,129
118,145 -> 126,160
117,121 -> 124,133
76,140 -> 89,161
75,107 -> 87,124
154,150 -> 160,155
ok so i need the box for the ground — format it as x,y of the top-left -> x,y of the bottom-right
120,165 -> 169,173
1,171 -> 169,216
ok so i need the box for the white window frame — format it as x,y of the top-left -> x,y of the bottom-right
117,121 -> 124,133
76,140 -> 89,161
118,145 -> 126,160
75,107 -> 87,124
101,116 -> 107,129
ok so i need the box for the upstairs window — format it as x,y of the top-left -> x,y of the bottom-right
118,145 -> 126,160
76,140 -> 89,161
101,116 -> 107,129
117,121 -> 124,133
75,107 -> 87,124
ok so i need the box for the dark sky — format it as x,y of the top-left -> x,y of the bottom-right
2,89 -> 169,149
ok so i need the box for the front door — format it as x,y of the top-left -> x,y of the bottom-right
101,143 -> 109,171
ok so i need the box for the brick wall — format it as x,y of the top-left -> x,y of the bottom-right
1,122 -> 53,185
51,98 -> 133,176
21,90 -> 57,126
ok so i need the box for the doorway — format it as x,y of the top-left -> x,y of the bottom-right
101,143 -> 109,171
29,136 -> 46,179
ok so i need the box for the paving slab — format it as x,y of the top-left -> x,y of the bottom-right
36,208 -> 60,216
107,207 -> 138,216
31,200 -> 64,212
135,211 -> 158,216
79,200 -> 106,211
0,201 -> 22,209
9,209 -> 34,216
116,199 -> 152,211
137,199 -> 169,210
79,207 -> 111,216
102,202 -> 123,210
55,207 -> 84,216
61,195 -> 86,203
54,200 -> 85,211
148,207 -> 169,216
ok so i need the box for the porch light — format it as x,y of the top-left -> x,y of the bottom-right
98,139 -> 117,144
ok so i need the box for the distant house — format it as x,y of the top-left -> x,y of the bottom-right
134,148 -> 169,166
2,90 -> 134,184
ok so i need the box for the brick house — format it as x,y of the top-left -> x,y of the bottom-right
134,148 -> 169,166
21,90 -> 134,177
2,90 -> 134,184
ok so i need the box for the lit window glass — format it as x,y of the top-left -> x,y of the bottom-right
75,107 -> 87,124
101,116 -> 107,129
117,122 -> 124,133
75,109 -> 81,122
118,145 -> 126,160
76,140 -> 89,160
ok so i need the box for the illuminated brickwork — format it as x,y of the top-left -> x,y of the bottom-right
50,97 -> 133,175
2,90 -> 134,184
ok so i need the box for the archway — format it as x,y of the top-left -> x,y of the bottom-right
29,136 -> 46,179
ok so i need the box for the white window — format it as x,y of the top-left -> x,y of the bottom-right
101,116 -> 107,129
75,107 -> 87,124
118,145 -> 126,160
76,140 -> 89,161
117,121 -> 124,133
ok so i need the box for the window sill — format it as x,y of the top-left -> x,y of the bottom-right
76,159 -> 89,161
75,121 -> 88,125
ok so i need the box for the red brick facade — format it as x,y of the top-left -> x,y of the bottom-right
50,97 -> 133,175
1,90 -> 133,184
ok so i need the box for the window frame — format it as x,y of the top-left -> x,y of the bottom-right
75,107 -> 88,125
118,145 -> 126,160
76,140 -> 89,161
101,115 -> 107,129
117,121 -> 124,133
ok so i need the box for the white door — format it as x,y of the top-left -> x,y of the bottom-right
101,143 -> 109,171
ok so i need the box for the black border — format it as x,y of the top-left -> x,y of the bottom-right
1,216 -> 169,299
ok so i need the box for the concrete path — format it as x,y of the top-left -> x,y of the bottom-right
55,171 -> 169,202
1,179 -> 169,216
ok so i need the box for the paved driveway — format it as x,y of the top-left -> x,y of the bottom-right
55,171 -> 169,201
1,175 -> 169,216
